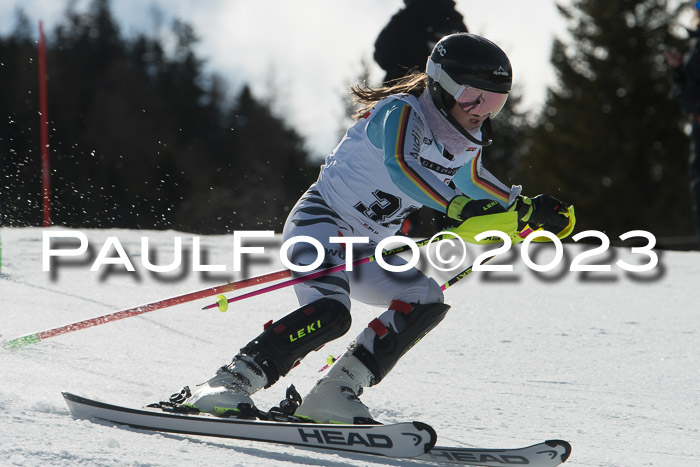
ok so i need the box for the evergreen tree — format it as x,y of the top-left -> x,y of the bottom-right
0,9 -> 41,224
487,88 -> 530,187
522,0 -> 691,239
0,0 -> 316,233
227,85 -> 315,229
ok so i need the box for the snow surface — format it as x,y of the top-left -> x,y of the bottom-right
1,227 -> 698,466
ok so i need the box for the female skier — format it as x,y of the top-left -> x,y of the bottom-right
181,33 -> 572,424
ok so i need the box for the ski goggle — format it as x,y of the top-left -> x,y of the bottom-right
455,86 -> 508,118
426,57 -> 509,118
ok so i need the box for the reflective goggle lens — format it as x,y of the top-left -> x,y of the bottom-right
456,86 -> 508,118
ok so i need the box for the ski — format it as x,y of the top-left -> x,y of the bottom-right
62,392 -> 436,458
415,440 -> 572,465
62,392 -> 571,465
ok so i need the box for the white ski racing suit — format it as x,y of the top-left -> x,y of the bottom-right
282,93 -> 517,336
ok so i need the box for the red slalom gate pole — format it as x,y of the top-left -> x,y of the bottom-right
38,20 -> 51,226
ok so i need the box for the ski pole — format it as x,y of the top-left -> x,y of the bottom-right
0,259 -> 332,349
439,227 -> 540,291
203,227 -> 545,310
3,235 -> 441,349
202,235 -> 446,311
2,260 -> 328,349
440,258 -> 487,291
1,272 -> 288,350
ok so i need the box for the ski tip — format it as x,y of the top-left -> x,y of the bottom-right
62,392 -> 81,402
545,439 -> 572,463
412,421 -> 437,453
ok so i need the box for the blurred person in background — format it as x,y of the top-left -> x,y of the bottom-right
374,0 -> 468,83
374,0 -> 468,235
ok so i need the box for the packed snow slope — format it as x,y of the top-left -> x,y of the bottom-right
0,227 -> 698,466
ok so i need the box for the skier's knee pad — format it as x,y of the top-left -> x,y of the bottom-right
240,298 -> 351,387
352,300 -> 450,385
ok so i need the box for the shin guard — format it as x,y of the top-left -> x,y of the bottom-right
239,298 -> 351,387
352,300 -> 450,385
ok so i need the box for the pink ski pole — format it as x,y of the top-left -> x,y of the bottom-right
202,236 -> 440,311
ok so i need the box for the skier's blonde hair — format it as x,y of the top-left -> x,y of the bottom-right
349,72 -> 428,120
